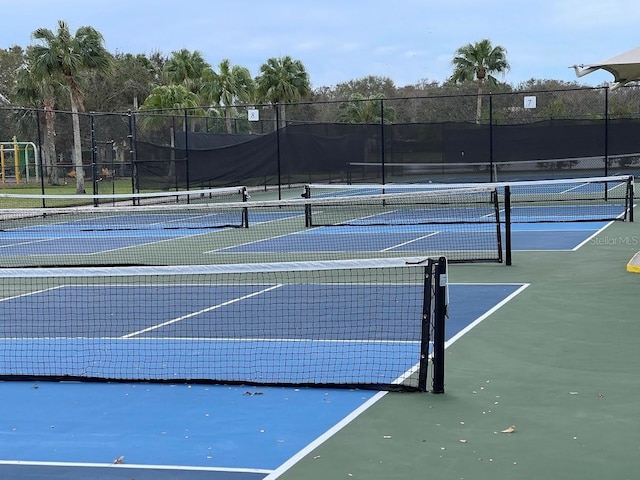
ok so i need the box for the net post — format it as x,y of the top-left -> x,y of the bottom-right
627,177 -> 634,222
431,257 -> 447,394
242,187 -> 249,228
302,185 -> 312,227
492,188 -> 503,264
418,259 -> 435,392
504,185 -> 512,265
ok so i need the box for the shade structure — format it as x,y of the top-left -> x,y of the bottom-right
572,46 -> 640,89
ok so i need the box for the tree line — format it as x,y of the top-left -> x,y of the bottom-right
0,19 -> 627,194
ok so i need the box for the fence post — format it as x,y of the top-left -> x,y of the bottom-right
604,86 -> 609,180
184,108 -> 190,193
275,103 -> 282,200
35,109 -> 46,202
489,93 -> 494,182
90,113 -> 98,203
380,98 -> 386,185
127,110 -> 137,198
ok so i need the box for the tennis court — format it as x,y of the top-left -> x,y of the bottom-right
0,279 -> 525,479
0,176 -> 632,267
0,211 -> 294,257
0,211 -> 616,261
2,277 -> 424,384
213,221 -> 612,255
0,177 -> 636,479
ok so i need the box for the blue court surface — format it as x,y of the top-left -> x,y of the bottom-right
213,220 -> 612,255
0,202 -> 624,259
0,211 -> 292,256
1,282 -> 428,383
0,219 -> 607,258
0,282 -> 527,479
509,220 -> 612,250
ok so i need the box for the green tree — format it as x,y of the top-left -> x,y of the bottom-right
163,49 -> 210,94
337,93 -> 395,123
140,84 -> 201,181
0,46 -> 26,104
333,75 -> 397,100
450,39 -> 509,123
85,53 -> 160,112
256,56 -> 311,129
140,84 -> 201,136
201,59 -> 255,133
141,85 -> 200,111
13,60 -> 63,185
30,20 -> 112,193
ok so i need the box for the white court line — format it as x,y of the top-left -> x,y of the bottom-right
444,284 -> 530,347
565,203 -> 632,252
205,229 -> 307,254
263,282 -> 530,480
0,460 -> 272,475
381,232 -> 439,252
0,237 -> 56,250
571,220 -> 615,251
121,284 -> 283,338
560,182 -> 589,194
263,391 -> 388,480
0,286 -> 65,302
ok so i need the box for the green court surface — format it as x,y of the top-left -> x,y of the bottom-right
274,215 -> 640,480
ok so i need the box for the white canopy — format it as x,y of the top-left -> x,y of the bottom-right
572,46 -> 640,89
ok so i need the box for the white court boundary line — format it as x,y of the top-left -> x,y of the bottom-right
571,203 -> 635,251
571,220 -> 615,251
0,459 -> 272,475
263,282 -> 531,480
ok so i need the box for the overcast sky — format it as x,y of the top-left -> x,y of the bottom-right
0,0 -> 638,89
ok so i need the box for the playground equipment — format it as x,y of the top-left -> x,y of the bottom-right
0,137 -> 39,184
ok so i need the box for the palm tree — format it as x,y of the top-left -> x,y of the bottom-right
337,93 -> 396,123
256,56 -> 311,129
140,85 -> 201,183
163,49 -> 210,94
450,39 -> 509,123
140,84 -> 201,140
13,64 -> 61,185
201,59 -> 254,133
30,20 -> 112,193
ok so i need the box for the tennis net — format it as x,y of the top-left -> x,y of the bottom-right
302,185 -> 504,264
0,258 -> 447,392
0,185 -> 248,209
0,185 -> 503,267
306,174 -> 635,223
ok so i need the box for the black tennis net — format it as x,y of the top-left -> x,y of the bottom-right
0,258 -> 447,392
0,185 -> 248,209
0,186 -> 503,267
306,174 -> 635,223
302,185 -> 504,264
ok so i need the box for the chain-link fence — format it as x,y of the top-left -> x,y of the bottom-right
0,85 -> 639,196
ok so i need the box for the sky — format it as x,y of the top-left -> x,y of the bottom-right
0,0 -> 638,90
